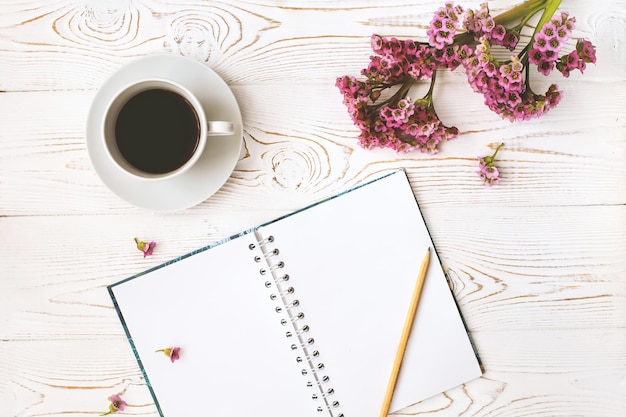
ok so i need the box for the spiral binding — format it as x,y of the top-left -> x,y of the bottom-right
250,233 -> 344,417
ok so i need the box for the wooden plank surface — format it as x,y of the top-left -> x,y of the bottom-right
1,0 -> 625,416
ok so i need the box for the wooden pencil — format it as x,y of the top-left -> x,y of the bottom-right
378,247 -> 431,417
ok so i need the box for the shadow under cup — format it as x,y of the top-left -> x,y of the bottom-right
103,79 -> 233,180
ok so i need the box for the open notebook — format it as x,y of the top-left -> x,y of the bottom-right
108,170 -> 482,417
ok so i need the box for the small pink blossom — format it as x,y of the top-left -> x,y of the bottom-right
134,238 -> 156,258
477,143 -> 504,186
558,39 -> 597,77
427,3 -> 463,49
528,12 -> 576,76
156,347 -> 181,363
533,33 -> 549,52
102,394 -> 126,415
541,23 -> 557,38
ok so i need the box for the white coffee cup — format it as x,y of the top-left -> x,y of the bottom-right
102,78 -> 234,180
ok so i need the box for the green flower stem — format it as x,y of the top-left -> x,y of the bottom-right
511,5 -> 547,33
373,77 -> 415,110
532,0 -> 563,36
484,142 -> 505,165
394,78 -> 415,104
425,71 -> 437,100
101,405 -> 116,416
423,70 -> 438,109
519,0 -> 563,90
493,0 -> 550,27
502,0 -> 563,53
492,142 -> 505,159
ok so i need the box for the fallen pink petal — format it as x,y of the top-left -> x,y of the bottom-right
101,394 -> 126,415
156,346 -> 181,363
134,238 -> 156,258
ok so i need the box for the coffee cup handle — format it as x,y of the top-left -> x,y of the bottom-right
206,121 -> 235,136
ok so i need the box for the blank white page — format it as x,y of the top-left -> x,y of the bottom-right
109,233 -> 320,417
256,170 -> 482,416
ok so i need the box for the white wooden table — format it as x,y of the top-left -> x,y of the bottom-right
1,1 -> 624,416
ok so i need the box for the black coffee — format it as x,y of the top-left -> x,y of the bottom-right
115,89 -> 200,174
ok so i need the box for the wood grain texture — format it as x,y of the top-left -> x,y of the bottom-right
0,79 -> 624,215
1,0 -> 625,416
0,0 -> 620,88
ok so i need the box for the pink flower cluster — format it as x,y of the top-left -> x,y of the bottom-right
463,3 -> 519,50
557,39 -> 597,77
336,1 -> 597,154
336,73 -> 459,153
460,5 -> 579,122
337,27 -> 464,153
463,38 -> 562,122
379,98 -> 459,153
529,12 -> 575,75
478,157 -> 501,186
335,73 -> 458,153
365,35 -> 436,84
477,143 -> 504,186
428,3 -> 464,49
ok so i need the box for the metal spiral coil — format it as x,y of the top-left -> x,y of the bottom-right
250,234 -> 343,416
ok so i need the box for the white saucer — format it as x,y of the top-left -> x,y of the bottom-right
86,55 -> 243,211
